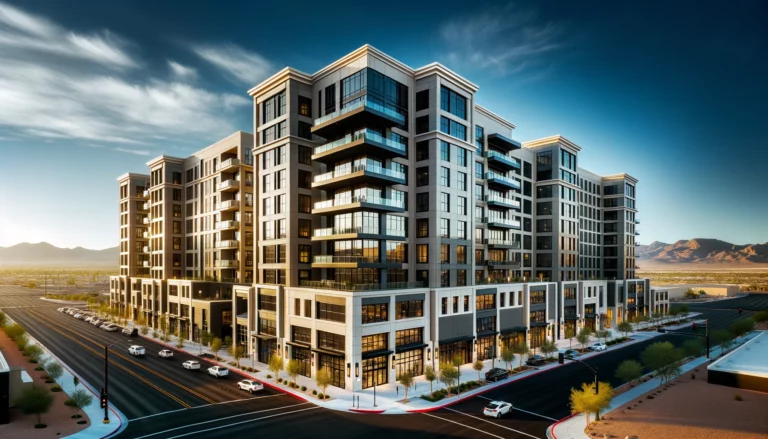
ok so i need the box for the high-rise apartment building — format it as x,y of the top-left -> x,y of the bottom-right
111,45 -> 659,392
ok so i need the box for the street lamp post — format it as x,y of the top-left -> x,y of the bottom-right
103,341 -> 120,424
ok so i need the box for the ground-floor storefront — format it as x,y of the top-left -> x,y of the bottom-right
317,353 -> 345,389
476,334 -> 497,361
438,338 -> 472,365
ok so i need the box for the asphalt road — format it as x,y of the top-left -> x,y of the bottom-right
1,285 -> 764,439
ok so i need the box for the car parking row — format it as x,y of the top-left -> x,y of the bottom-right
58,306 -> 121,332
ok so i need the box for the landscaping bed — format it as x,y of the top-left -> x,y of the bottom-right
420,380 -> 484,402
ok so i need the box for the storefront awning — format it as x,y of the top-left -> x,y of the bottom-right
311,347 -> 345,358
362,349 -> 393,359
285,341 -> 310,349
438,335 -> 475,344
500,326 -> 527,334
477,331 -> 499,337
252,333 -> 276,340
395,342 -> 428,353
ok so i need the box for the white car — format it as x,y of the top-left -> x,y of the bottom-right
483,401 -> 513,418
182,360 -> 201,370
102,324 -> 119,332
91,319 -> 103,326
128,345 -> 145,356
589,342 -> 607,352
58,307 -> 68,313
67,309 -> 76,315
158,349 -> 173,359
84,316 -> 95,323
237,379 -> 263,393
208,366 -> 229,378
73,313 -> 84,320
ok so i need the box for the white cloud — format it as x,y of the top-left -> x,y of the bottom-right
0,2 -> 250,144
168,60 -> 197,79
439,2 -> 566,78
114,147 -> 151,156
192,43 -> 273,84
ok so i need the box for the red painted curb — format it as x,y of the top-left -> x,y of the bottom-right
350,408 -> 386,414
550,412 -> 578,439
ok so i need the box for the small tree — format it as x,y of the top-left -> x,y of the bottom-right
4,323 -> 26,340
286,359 -> 302,388
713,329 -> 734,353
231,344 -> 245,369
732,318 -> 755,342
641,341 -> 682,384
439,362 -> 459,396
472,360 -> 484,381
224,336 -> 233,350
569,381 -> 614,425
268,353 -> 284,383
501,347 -> 515,371
25,344 -> 44,363
424,365 -> 437,397
176,327 -> 186,349
15,385 -> 54,427
683,288 -> 697,299
513,343 -> 529,371
596,329 -> 611,344
451,355 -> 463,394
315,367 -> 331,397
15,333 -> 29,352
45,362 -> 63,383
682,338 -> 705,357
617,321 -> 633,339
210,337 -> 222,361
615,359 -> 642,386
199,331 -> 212,355
541,339 -> 558,359
678,304 -> 690,317
576,328 -> 592,352
397,371 -> 414,403
66,388 -> 93,419
0,311 -> 6,326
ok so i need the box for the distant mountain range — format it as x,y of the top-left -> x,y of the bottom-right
637,239 -> 768,265
0,242 -> 118,267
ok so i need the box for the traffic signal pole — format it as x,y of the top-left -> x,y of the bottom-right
559,353 -> 601,420
103,345 -> 109,424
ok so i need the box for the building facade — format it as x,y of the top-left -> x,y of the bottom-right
111,45 -> 658,392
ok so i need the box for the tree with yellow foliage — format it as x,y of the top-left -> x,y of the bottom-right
569,381 -> 614,425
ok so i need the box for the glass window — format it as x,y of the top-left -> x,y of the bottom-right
475,162 -> 484,179
440,86 -> 466,119
440,141 -> 450,162
395,300 -> 423,319
458,196 -> 467,215
457,172 -> 467,191
440,116 -> 466,141
416,192 -> 429,212
416,141 -> 429,161
416,89 -> 429,111
440,218 -> 449,238
457,148 -> 467,167
440,167 -> 450,187
417,244 -> 428,263
417,166 -> 429,186
440,192 -> 450,212
475,125 -> 484,150
457,245 -> 466,264
417,218 -> 429,238
440,244 -> 449,264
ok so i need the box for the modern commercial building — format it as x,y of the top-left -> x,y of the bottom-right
111,45 -> 658,392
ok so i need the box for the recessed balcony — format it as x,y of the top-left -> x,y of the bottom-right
217,179 -> 239,192
142,217 -> 150,225
219,158 -> 241,172
216,220 -> 239,230
486,150 -> 521,171
216,200 -> 240,212
484,239 -> 522,249
312,129 -> 407,164
142,246 -> 150,253
312,96 -> 406,139
486,171 -> 521,191
143,190 -> 150,198
484,194 -> 521,210
311,255 -> 401,269
142,202 -> 150,210
311,226 -> 406,242
216,260 -> 239,269
312,162 -> 406,190
142,232 -> 149,239
216,240 -> 240,249
486,260 -> 522,270
312,195 -> 405,215
143,261 -> 150,267
486,217 -> 521,229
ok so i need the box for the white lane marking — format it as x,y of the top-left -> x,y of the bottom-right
443,407 -> 543,439
129,394 -> 284,421
476,395 -> 558,421
421,413 -> 505,439
132,402 -> 310,439
164,407 -> 321,439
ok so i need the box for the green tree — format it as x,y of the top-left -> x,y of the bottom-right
597,329 -> 611,344
678,304 -> 690,316
617,321 -> 633,339
500,347 -> 515,371
451,355 -> 463,394
224,336 -> 233,350
231,344 -> 245,369
315,367 -> 331,397
44,361 -> 63,383
615,360 -> 642,386
15,385 -> 54,427
0,310 -> 6,326
286,359 -> 302,388
176,326 -> 186,349
397,371 -> 414,403
210,337 -> 222,361
4,323 -> 26,341
472,359 -> 484,381
569,381 -> 614,425
199,331 -> 212,355
682,338 -> 705,357
683,288 -> 697,299
641,341 -> 682,384
576,328 -> 592,352
66,388 -> 93,419
713,329 -> 734,353
513,343 -> 529,371
698,290 -> 706,296
268,353 -> 284,383
752,310 -> 768,323
732,318 -> 755,341
424,365 -> 437,397
541,339 -> 558,359
439,362 -> 459,397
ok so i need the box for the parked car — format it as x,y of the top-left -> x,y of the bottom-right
563,349 -> 579,359
91,319 -> 103,326
67,309 -> 76,315
73,313 -> 84,320
58,307 -> 68,313
526,355 -> 546,366
182,360 -> 201,370
122,327 -> 138,337
102,324 -> 119,332
589,342 -> 607,352
128,345 -> 145,356
484,368 -> 510,382
483,401 -> 513,418
237,379 -> 263,393
208,366 -> 229,378
657,327 -> 667,333
84,316 -> 95,323
158,350 -> 173,359
99,323 -> 109,329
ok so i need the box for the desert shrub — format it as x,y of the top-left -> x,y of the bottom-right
317,393 -> 324,399
691,374 -> 696,380
301,386 -> 307,391
266,374 -> 272,379
50,385 -> 63,392
647,395 -> 654,399
312,389 -> 317,395
734,394 -> 743,401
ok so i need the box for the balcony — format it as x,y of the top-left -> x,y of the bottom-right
486,150 -> 520,171
312,96 -> 406,138
312,226 -> 406,242
216,260 -> 239,269
142,217 -> 150,225
142,246 -> 150,253
216,220 -> 239,230
143,190 -> 150,198
216,240 -> 240,249
487,133 -> 521,152
142,202 -> 150,210
485,194 -> 521,210
217,179 -> 239,192
635,230 -> 640,236
486,216 -> 521,229
486,171 -> 520,191
484,239 -> 521,249
216,200 -> 240,212
486,260 -> 522,270
142,232 -> 149,239
312,162 -> 405,190
299,280 -> 426,292
219,158 -> 241,172
143,261 -> 150,268
312,195 -> 405,215
311,255 -> 401,269
312,129 -> 407,164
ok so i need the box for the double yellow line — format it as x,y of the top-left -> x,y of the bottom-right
29,310 -> 216,406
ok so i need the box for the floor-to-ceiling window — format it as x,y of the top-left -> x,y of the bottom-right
439,340 -> 471,365
319,354 -> 345,389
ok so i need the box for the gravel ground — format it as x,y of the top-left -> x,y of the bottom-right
590,367 -> 768,439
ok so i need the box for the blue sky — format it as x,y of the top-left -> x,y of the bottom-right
0,0 -> 765,250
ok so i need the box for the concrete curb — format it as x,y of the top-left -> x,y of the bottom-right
547,413 -> 577,439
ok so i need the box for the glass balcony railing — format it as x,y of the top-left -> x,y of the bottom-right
217,180 -> 239,191
313,96 -> 405,126
219,158 -> 241,169
484,239 -> 522,248
486,217 -> 522,228
313,195 -> 404,210
485,194 -> 521,209
486,150 -> 520,168
216,260 -> 239,268
215,200 -> 240,210
299,280 -> 426,292
141,202 -> 150,210
313,162 -> 405,183
216,220 -> 239,229
486,171 -> 521,189
487,260 -> 522,267
313,226 -> 379,237
314,129 -> 407,156
216,240 -> 239,249
312,255 -> 378,264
